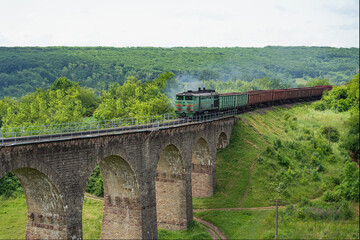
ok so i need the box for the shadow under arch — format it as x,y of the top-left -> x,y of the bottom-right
9,167 -> 67,239
217,132 -> 229,150
155,144 -> 187,230
191,137 -> 213,197
98,155 -> 142,239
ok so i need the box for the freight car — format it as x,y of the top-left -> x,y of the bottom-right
175,86 -> 332,117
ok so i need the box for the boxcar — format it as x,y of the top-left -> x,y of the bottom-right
311,86 -> 324,97
284,88 -> 299,100
296,87 -> 312,99
272,89 -> 286,102
219,92 -> 248,111
248,90 -> 273,106
323,85 -> 333,91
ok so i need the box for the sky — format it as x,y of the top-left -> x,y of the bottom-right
0,0 -> 358,48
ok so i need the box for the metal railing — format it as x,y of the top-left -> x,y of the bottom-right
0,110 -> 237,146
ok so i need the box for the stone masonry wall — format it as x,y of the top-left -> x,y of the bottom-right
13,168 -> 67,239
191,138 -> 213,197
100,156 -> 142,239
155,145 -> 187,230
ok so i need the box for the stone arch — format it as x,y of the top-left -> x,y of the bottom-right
191,138 -> 213,197
94,155 -> 142,239
217,132 -> 229,150
8,167 -> 67,239
155,144 -> 187,230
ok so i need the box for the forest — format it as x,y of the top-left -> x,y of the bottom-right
0,46 -> 358,98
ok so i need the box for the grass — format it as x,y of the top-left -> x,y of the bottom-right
194,103 -> 353,209
0,196 -> 27,239
82,198 -> 103,239
158,221 -> 212,240
0,196 -> 211,239
295,78 -> 308,86
194,102 -> 358,239
194,205 -> 359,239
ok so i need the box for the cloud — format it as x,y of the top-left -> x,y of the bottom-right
0,0 -> 358,47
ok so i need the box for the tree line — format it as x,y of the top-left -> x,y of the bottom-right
0,46 -> 358,98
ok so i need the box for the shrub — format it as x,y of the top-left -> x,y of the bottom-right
321,127 -> 340,143
323,190 -> 341,202
274,138 -> 282,150
278,154 -> 290,167
0,172 -> 23,198
313,101 -> 326,111
266,146 -> 275,156
312,170 -> 320,181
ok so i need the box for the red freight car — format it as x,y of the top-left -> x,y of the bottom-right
312,86 -> 325,97
322,85 -> 333,91
248,90 -> 273,106
296,87 -> 312,98
283,88 -> 299,100
272,89 -> 286,102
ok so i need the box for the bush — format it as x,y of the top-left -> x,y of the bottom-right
278,154 -> 290,167
274,139 -> 282,150
0,172 -> 23,198
266,146 -> 275,156
313,101 -> 326,111
323,190 -> 341,202
321,127 -> 340,143
86,165 -> 104,197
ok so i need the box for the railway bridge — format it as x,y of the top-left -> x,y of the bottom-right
0,114 -> 235,239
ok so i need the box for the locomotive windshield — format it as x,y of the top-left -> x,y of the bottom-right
185,96 -> 193,100
176,96 -> 183,100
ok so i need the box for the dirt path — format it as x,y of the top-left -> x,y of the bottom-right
84,193 -> 104,201
194,205 -> 286,212
238,160 -> 256,206
194,217 -> 227,240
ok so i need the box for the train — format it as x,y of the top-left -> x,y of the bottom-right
175,85 -> 333,117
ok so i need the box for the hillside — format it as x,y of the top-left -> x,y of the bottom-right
0,46 -> 358,98
193,103 -> 359,239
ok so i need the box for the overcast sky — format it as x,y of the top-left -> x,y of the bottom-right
0,0 -> 358,47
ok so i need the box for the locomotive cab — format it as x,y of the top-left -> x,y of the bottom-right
175,88 -> 219,117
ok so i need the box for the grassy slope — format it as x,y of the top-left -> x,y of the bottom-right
193,103 -> 359,239
194,103 -> 351,208
195,208 -> 359,239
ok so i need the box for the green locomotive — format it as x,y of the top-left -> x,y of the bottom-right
175,88 -> 248,117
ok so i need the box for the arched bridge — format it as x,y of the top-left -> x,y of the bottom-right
0,115 -> 236,239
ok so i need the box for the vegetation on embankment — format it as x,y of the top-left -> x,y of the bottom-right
194,104 -> 357,209
194,204 -> 359,239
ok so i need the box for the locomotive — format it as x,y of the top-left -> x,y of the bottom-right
175,86 -> 332,118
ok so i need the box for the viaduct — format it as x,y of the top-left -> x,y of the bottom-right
0,116 -> 236,239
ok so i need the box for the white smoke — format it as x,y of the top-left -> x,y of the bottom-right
163,75 -> 205,105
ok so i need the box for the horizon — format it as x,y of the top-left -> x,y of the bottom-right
0,45 -> 359,49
